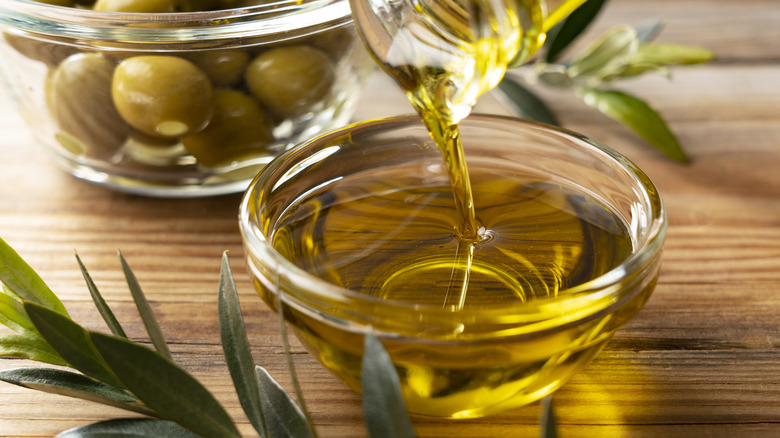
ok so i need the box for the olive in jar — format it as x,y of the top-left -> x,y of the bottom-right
245,45 -> 335,119
46,52 -> 131,159
112,55 -> 214,139
188,50 -> 250,87
181,89 -> 275,167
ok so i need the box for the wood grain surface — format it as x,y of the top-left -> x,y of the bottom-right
1,0 -> 778,436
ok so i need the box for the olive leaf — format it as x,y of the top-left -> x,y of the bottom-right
0,237 -> 69,316
2,281 -> 23,302
24,302 -> 124,388
266,271 -> 318,438
609,63 -> 672,80
56,418 -> 203,438
498,9 -> 714,162
75,251 -> 127,338
0,291 -> 33,334
631,43 -> 715,67
567,25 -> 638,83
603,43 -> 713,79
578,88 -> 688,162
361,333 -> 416,438
118,251 -> 171,359
544,0 -> 609,63
274,271 -> 314,428
0,333 -> 69,366
255,365 -> 317,438
218,252 -> 267,437
635,19 -> 664,43
496,77 -> 559,125
89,331 -> 241,438
0,367 -> 154,416
539,396 -> 558,438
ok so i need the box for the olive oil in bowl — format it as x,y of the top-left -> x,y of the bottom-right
240,115 -> 666,418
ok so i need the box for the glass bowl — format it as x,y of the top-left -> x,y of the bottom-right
239,114 -> 666,418
0,0 -> 374,197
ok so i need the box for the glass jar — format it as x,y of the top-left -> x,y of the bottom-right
0,0 -> 374,197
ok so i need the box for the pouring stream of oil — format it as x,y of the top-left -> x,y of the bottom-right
348,0 -> 587,308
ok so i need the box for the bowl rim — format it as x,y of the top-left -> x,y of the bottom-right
239,113 -> 667,323
0,0 -> 352,43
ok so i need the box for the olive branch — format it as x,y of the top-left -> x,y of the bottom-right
498,0 -> 714,163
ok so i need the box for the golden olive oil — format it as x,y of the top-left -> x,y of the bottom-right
272,169 -> 633,306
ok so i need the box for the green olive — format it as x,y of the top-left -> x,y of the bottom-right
112,55 -> 214,138
245,45 -> 335,119
188,50 -> 250,87
45,52 -> 131,159
93,0 -> 178,12
181,89 -> 275,167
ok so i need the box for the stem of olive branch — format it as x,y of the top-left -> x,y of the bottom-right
275,267 -> 318,437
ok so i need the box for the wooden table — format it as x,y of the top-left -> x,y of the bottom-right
1,0 -> 778,436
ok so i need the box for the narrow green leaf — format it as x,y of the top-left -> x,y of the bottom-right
24,302 -> 124,387
218,252 -> 267,437
361,333 -> 415,438
567,25 -> 638,82
632,43 -> 715,66
539,396 -> 558,438
579,88 -> 689,162
56,418 -> 203,438
0,333 -> 69,366
0,292 -> 33,333
0,237 -> 69,316
118,252 -> 171,360
609,63 -> 670,79
606,41 -> 713,80
0,367 -> 155,416
635,19 -> 664,43
90,332 -> 241,438
497,77 -> 559,125
255,366 -> 316,438
545,0 -> 609,62
274,271 -> 315,430
76,252 -> 127,338
3,282 -> 23,301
